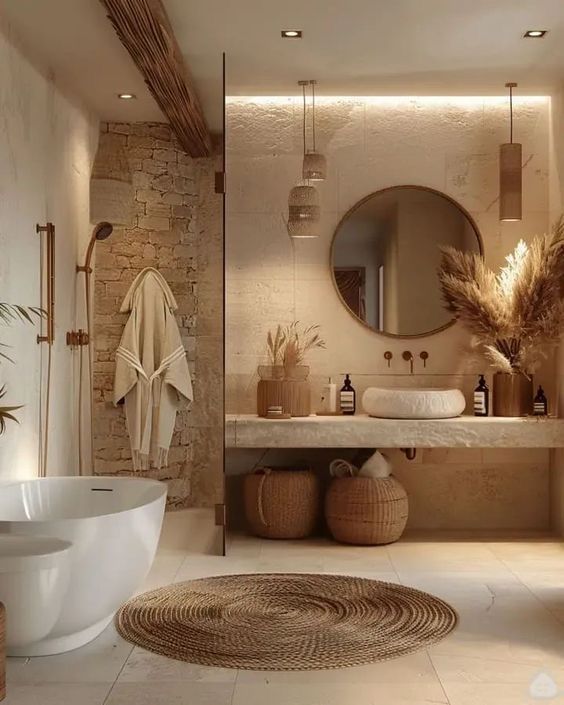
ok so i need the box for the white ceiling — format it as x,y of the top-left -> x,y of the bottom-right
2,0 -> 564,133
0,0 -> 163,123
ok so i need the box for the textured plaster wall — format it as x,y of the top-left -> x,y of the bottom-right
0,20 -> 98,478
226,96 -> 554,531
92,122 -> 223,510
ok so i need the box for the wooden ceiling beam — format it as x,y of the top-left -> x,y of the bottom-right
100,0 -> 212,157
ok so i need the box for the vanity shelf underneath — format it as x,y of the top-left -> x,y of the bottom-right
225,414 -> 564,449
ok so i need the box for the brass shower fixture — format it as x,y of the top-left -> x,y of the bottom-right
66,330 -> 89,348
76,221 -> 114,476
77,221 -> 113,273
36,222 -> 55,345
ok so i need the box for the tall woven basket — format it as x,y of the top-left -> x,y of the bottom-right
325,476 -> 408,545
244,468 -> 320,539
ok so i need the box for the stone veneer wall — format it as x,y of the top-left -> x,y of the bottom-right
225,96 -> 556,531
92,122 -> 223,510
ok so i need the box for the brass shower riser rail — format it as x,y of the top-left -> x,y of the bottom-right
36,222 -> 55,345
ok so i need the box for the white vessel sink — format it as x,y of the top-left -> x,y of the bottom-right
362,387 -> 466,419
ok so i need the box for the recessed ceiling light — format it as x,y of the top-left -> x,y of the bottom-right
281,30 -> 302,38
524,30 -> 547,38
118,93 -> 136,100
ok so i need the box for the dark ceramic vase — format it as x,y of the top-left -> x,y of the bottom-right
492,372 -> 533,417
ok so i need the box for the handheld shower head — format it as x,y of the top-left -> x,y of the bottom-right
93,221 -> 113,241
79,222 -> 114,273
75,220 -> 114,477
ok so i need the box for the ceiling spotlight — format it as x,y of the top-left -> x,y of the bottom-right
118,93 -> 136,100
281,30 -> 302,38
524,30 -> 547,38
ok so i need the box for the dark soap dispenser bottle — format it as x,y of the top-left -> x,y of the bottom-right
340,374 -> 356,415
533,386 -> 548,416
473,374 -> 489,417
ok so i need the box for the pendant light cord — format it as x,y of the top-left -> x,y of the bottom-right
509,84 -> 513,144
302,82 -> 307,157
311,80 -> 316,152
506,82 -> 517,145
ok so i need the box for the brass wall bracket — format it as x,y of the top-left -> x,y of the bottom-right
37,222 -> 55,344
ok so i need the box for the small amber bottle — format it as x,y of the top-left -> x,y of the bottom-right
473,375 -> 489,416
533,386 -> 548,416
339,374 -> 356,415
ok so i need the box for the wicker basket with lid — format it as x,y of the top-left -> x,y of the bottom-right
325,476 -> 408,545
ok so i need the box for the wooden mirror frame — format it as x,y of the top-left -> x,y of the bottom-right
329,185 -> 484,339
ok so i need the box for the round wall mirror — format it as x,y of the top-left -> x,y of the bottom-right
330,186 -> 483,338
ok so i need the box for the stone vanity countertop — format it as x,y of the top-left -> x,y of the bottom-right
225,414 -> 564,448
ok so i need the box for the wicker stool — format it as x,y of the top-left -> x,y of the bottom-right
325,476 -> 408,545
244,468 -> 320,539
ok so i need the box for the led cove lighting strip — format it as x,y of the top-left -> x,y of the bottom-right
226,96 -> 550,106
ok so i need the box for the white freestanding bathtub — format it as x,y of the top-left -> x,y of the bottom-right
0,476 -> 167,656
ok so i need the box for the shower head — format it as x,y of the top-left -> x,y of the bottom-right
93,222 -> 113,241
78,222 -> 114,273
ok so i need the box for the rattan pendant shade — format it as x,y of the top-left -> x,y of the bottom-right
288,184 -> 320,238
301,80 -> 326,181
303,151 -> 327,181
499,82 -> 522,222
288,80 -> 325,238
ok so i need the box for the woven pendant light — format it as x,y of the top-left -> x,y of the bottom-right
288,183 -> 320,238
288,81 -> 320,238
303,151 -> 327,181
302,80 -> 327,181
499,82 -> 522,222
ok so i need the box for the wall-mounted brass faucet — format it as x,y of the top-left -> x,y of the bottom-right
402,350 -> 414,374
389,350 -> 430,373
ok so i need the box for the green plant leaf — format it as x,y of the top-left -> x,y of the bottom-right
0,408 -> 21,434
0,303 -> 44,324
0,384 -> 22,435
0,407 -> 22,416
0,350 -> 14,363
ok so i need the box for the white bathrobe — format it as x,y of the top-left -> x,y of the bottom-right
113,268 -> 193,470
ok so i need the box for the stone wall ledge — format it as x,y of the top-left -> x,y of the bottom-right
226,414 -> 564,449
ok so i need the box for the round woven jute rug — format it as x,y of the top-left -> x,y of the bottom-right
116,573 -> 457,670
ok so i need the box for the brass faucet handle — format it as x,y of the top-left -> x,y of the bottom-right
420,351 -> 429,368
384,351 -> 393,367
402,350 -> 414,374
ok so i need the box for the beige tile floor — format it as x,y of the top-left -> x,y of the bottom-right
5,533 -> 564,705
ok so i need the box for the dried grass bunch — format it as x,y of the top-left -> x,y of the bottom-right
266,321 -> 325,372
438,218 -> 564,376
